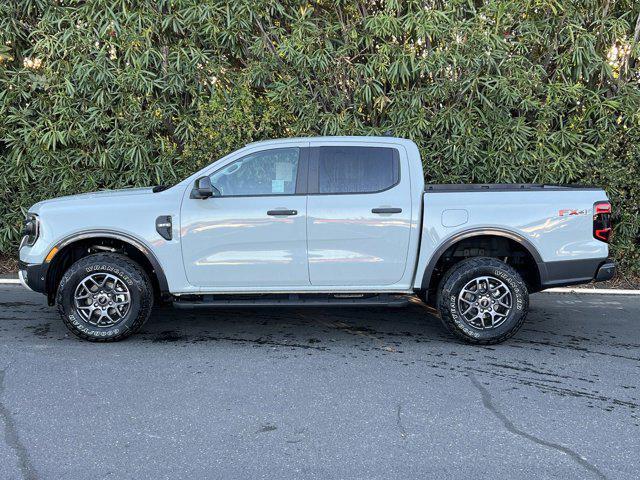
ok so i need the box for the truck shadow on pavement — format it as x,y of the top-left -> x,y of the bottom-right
4,290 -> 640,415
141,300 -> 451,350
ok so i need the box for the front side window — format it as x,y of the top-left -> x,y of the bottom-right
317,146 -> 399,194
211,148 -> 299,196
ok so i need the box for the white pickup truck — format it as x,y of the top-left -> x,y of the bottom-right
19,136 -> 614,344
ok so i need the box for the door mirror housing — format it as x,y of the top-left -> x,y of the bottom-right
191,176 -> 220,199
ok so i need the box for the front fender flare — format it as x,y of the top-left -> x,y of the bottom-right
46,229 -> 169,294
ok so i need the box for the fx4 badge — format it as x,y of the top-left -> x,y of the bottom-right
559,209 -> 588,217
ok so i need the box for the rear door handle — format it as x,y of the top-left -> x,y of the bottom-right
371,207 -> 402,214
267,209 -> 298,216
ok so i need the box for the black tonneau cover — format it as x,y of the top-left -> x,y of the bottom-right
425,184 -> 599,192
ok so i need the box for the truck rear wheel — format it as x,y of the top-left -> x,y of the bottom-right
56,253 -> 153,342
437,257 -> 528,344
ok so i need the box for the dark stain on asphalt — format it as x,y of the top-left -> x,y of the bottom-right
152,330 -> 189,343
24,323 -> 52,338
0,302 -> 38,308
466,365 -> 640,410
513,338 -> 640,363
257,423 -> 277,433
148,330 -> 328,350
191,335 -> 327,350
485,362 -> 596,384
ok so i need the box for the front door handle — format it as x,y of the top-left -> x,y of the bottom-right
372,207 -> 402,214
267,209 -> 298,216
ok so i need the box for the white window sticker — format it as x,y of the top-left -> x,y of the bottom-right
271,179 -> 285,193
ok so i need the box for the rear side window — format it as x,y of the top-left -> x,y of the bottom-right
316,146 -> 399,194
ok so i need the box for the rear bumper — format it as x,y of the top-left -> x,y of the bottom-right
540,257 -> 615,288
594,260 -> 616,282
17,260 -> 47,293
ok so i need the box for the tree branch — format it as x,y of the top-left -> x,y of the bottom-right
618,10 -> 640,85
255,16 -> 284,67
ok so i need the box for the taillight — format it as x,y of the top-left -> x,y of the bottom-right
593,201 -> 612,243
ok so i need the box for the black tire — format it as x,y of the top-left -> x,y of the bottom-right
56,253 -> 153,342
436,257 -> 529,345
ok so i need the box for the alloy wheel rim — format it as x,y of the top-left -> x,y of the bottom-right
457,275 -> 512,330
73,273 -> 131,327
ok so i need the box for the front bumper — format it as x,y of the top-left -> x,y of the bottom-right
17,260 -> 47,293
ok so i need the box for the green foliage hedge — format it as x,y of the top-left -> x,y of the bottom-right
1,0 -> 639,275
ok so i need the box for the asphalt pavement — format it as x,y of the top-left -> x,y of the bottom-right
0,285 -> 638,480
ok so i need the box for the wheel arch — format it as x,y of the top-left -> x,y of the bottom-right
419,228 -> 545,293
44,230 -> 169,303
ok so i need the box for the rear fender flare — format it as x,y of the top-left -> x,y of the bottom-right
419,228 -> 545,291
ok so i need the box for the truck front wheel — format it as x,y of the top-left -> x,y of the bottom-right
56,253 -> 153,342
437,257 -> 529,344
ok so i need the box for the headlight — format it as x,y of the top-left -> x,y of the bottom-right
22,213 -> 39,246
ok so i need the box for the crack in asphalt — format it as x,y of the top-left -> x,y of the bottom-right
470,375 -> 606,480
0,365 -> 38,480
396,404 -> 407,439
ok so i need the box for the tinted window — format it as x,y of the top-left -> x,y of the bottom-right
317,146 -> 399,194
211,148 -> 299,196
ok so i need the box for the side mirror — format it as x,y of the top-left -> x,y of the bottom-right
191,176 -> 219,199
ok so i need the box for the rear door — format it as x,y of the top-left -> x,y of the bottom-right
306,143 -> 412,286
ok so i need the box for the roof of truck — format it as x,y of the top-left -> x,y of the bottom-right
246,136 -> 416,147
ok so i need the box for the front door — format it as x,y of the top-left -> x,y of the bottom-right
306,144 -> 412,286
181,146 -> 309,288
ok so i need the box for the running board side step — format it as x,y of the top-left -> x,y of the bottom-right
172,293 -> 411,309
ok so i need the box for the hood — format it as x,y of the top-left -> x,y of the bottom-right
30,187 -> 155,211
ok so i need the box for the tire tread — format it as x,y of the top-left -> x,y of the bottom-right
437,257 -> 529,345
56,253 -> 153,342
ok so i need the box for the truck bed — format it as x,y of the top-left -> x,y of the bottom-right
425,184 -> 599,192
